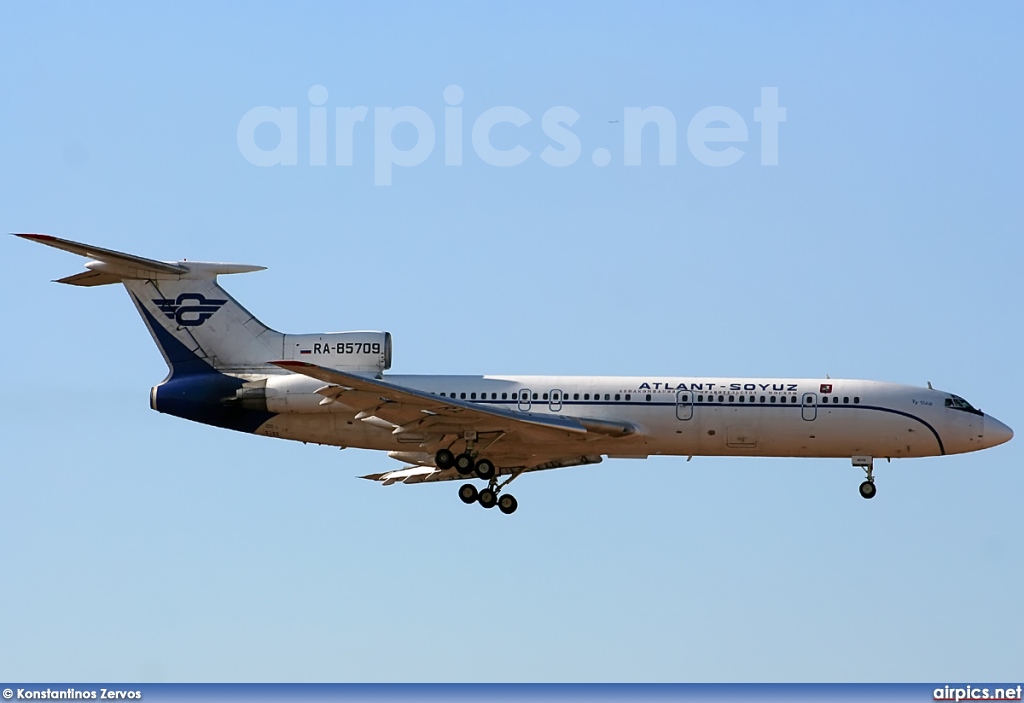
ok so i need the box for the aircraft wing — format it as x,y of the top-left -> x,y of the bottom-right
271,360 -> 608,438
270,361 -> 639,487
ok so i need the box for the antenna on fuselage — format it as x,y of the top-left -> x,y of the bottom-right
927,381 -> 933,389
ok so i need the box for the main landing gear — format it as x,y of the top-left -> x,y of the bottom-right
438,448 -> 519,515
458,483 -> 518,514
436,448 -> 496,480
853,456 -> 877,499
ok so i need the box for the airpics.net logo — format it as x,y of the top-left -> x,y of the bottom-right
236,85 -> 786,185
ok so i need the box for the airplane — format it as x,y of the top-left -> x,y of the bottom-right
17,234 -> 1013,514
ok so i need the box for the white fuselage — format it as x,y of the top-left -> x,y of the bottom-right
248,374 -> 1006,461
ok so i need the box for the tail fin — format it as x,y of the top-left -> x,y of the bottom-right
16,234 -> 282,376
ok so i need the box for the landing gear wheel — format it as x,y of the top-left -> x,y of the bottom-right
498,494 -> 518,515
454,453 -> 476,475
458,483 -> 478,505
859,480 -> 877,500
475,458 -> 496,480
478,488 -> 497,509
435,448 -> 456,470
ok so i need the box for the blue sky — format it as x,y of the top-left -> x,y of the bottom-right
1,1 -> 1022,682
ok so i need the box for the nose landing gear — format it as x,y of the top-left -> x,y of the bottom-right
853,456 -> 876,499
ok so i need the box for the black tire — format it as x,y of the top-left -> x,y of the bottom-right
475,458 -> 496,480
859,480 -> 877,500
478,488 -> 497,509
498,494 -> 518,515
435,448 -> 456,470
458,483 -> 478,505
455,453 -> 476,475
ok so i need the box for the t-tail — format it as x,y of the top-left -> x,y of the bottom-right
16,233 -> 280,376
16,234 -> 392,432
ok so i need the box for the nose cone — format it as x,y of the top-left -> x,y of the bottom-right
984,416 -> 1014,448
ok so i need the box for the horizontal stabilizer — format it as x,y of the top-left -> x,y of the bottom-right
16,233 -> 188,275
15,233 -> 266,285
54,270 -> 125,287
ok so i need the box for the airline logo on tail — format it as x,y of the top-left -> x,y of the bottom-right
152,293 -> 227,327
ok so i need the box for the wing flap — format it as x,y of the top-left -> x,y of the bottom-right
361,466 -> 451,485
361,453 -> 605,486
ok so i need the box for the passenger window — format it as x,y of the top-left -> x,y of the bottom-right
854,397 -> 860,404
625,394 -> 631,401
502,392 -> 507,400
604,393 -> 610,400
832,397 -> 838,404
615,394 -> 621,401
718,395 -> 724,402
460,392 -> 466,399
471,392 -> 477,399
574,393 -> 579,400
729,395 -> 735,402
770,396 -> 776,403
843,396 -> 849,403
532,393 -> 538,400
760,395 -> 766,403
739,395 -> 745,403
511,392 -> 517,400
646,394 -> 652,401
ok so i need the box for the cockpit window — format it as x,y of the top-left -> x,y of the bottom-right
945,395 -> 983,416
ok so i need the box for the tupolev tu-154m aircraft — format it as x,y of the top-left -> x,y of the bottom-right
18,234 -> 1013,514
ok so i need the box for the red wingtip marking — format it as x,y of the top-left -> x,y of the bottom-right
13,233 -> 56,241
